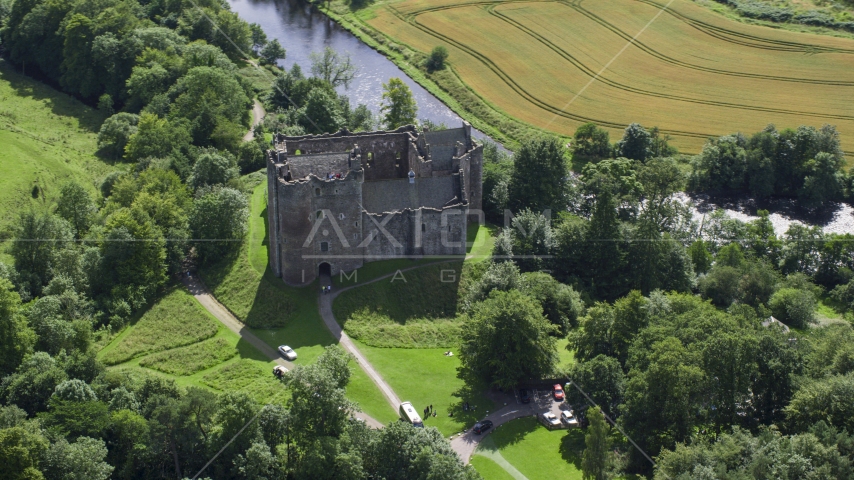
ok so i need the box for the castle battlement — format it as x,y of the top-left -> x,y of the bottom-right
266,123 -> 483,286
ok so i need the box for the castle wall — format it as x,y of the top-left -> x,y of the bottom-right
284,129 -> 417,182
274,172 -> 365,286
267,124 -> 481,286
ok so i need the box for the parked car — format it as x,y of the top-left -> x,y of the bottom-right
561,410 -> 579,427
273,365 -> 288,377
541,412 -> 562,429
278,345 -> 297,360
473,420 -> 493,434
553,384 -> 565,401
520,389 -> 530,404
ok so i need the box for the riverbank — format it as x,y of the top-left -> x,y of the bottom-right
315,0 -> 544,151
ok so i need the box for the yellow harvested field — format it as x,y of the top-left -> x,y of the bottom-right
367,0 -> 854,153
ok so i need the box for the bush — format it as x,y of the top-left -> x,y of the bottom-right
425,46 -> 449,72
768,287 -> 816,328
344,309 -> 462,348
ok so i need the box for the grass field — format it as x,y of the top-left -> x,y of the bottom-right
0,59 -> 117,231
472,417 -> 584,479
333,0 -> 854,154
354,340 -> 495,436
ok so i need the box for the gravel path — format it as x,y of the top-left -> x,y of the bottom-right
182,274 -> 382,428
242,99 -> 265,142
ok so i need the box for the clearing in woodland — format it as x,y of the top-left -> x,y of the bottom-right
348,0 -> 854,153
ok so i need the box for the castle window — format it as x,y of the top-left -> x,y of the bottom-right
353,233 -> 358,240
448,225 -> 452,232
315,188 -> 321,196
354,221 -> 359,227
339,213 -> 345,220
316,210 -> 323,220
421,224 -> 426,232
320,242 -> 329,252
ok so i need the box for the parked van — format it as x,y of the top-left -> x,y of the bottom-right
399,402 -> 424,427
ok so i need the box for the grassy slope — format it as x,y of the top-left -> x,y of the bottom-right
98,287 -> 285,403
0,59 -> 118,232
199,181 -> 394,422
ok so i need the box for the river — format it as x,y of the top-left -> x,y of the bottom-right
227,0 -> 494,142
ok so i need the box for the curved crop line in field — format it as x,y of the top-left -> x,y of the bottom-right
565,0 -> 854,85
389,0 -> 854,137
485,3 -> 854,122
388,4 -> 717,139
630,0 -> 854,54
400,0 -> 854,86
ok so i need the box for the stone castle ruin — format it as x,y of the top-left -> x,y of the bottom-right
266,123 -> 483,286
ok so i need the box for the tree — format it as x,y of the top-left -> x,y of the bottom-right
582,407 -> 613,480
0,279 -> 34,377
522,272 -> 584,335
190,187 -> 248,264
56,182 -> 95,239
310,47 -> 356,88
41,436 -> 113,480
250,23 -> 268,51
459,290 -> 558,389
167,66 -> 251,147
237,138 -> 267,174
301,88 -> 345,134
689,135 -> 747,193
573,123 -> 611,158
615,123 -> 651,162
507,136 -> 568,214
509,209 -> 555,272
425,46 -> 449,71
799,151 -> 845,207
52,379 -> 97,403
101,207 -> 167,308
769,287 -> 817,328
567,355 -> 625,418
285,346 -> 355,444
785,374 -> 854,433
1,352 -> 68,415
124,113 -> 191,162
11,212 -> 73,297
0,426 -> 48,480
621,337 -> 704,471
260,39 -> 286,66
585,190 -> 625,300
381,78 -> 417,129
97,113 -> 139,160
189,151 -> 239,190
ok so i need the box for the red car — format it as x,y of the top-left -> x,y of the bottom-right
553,384 -> 565,401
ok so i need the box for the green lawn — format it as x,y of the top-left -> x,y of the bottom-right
0,59 -> 118,231
354,341 -> 495,437
139,337 -> 237,376
466,222 -> 498,263
473,417 -> 584,480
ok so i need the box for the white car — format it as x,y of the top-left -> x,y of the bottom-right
561,410 -> 579,427
278,345 -> 297,360
542,412 -> 561,428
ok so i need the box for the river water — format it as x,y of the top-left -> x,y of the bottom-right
228,0 -> 854,234
227,0 -> 492,141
